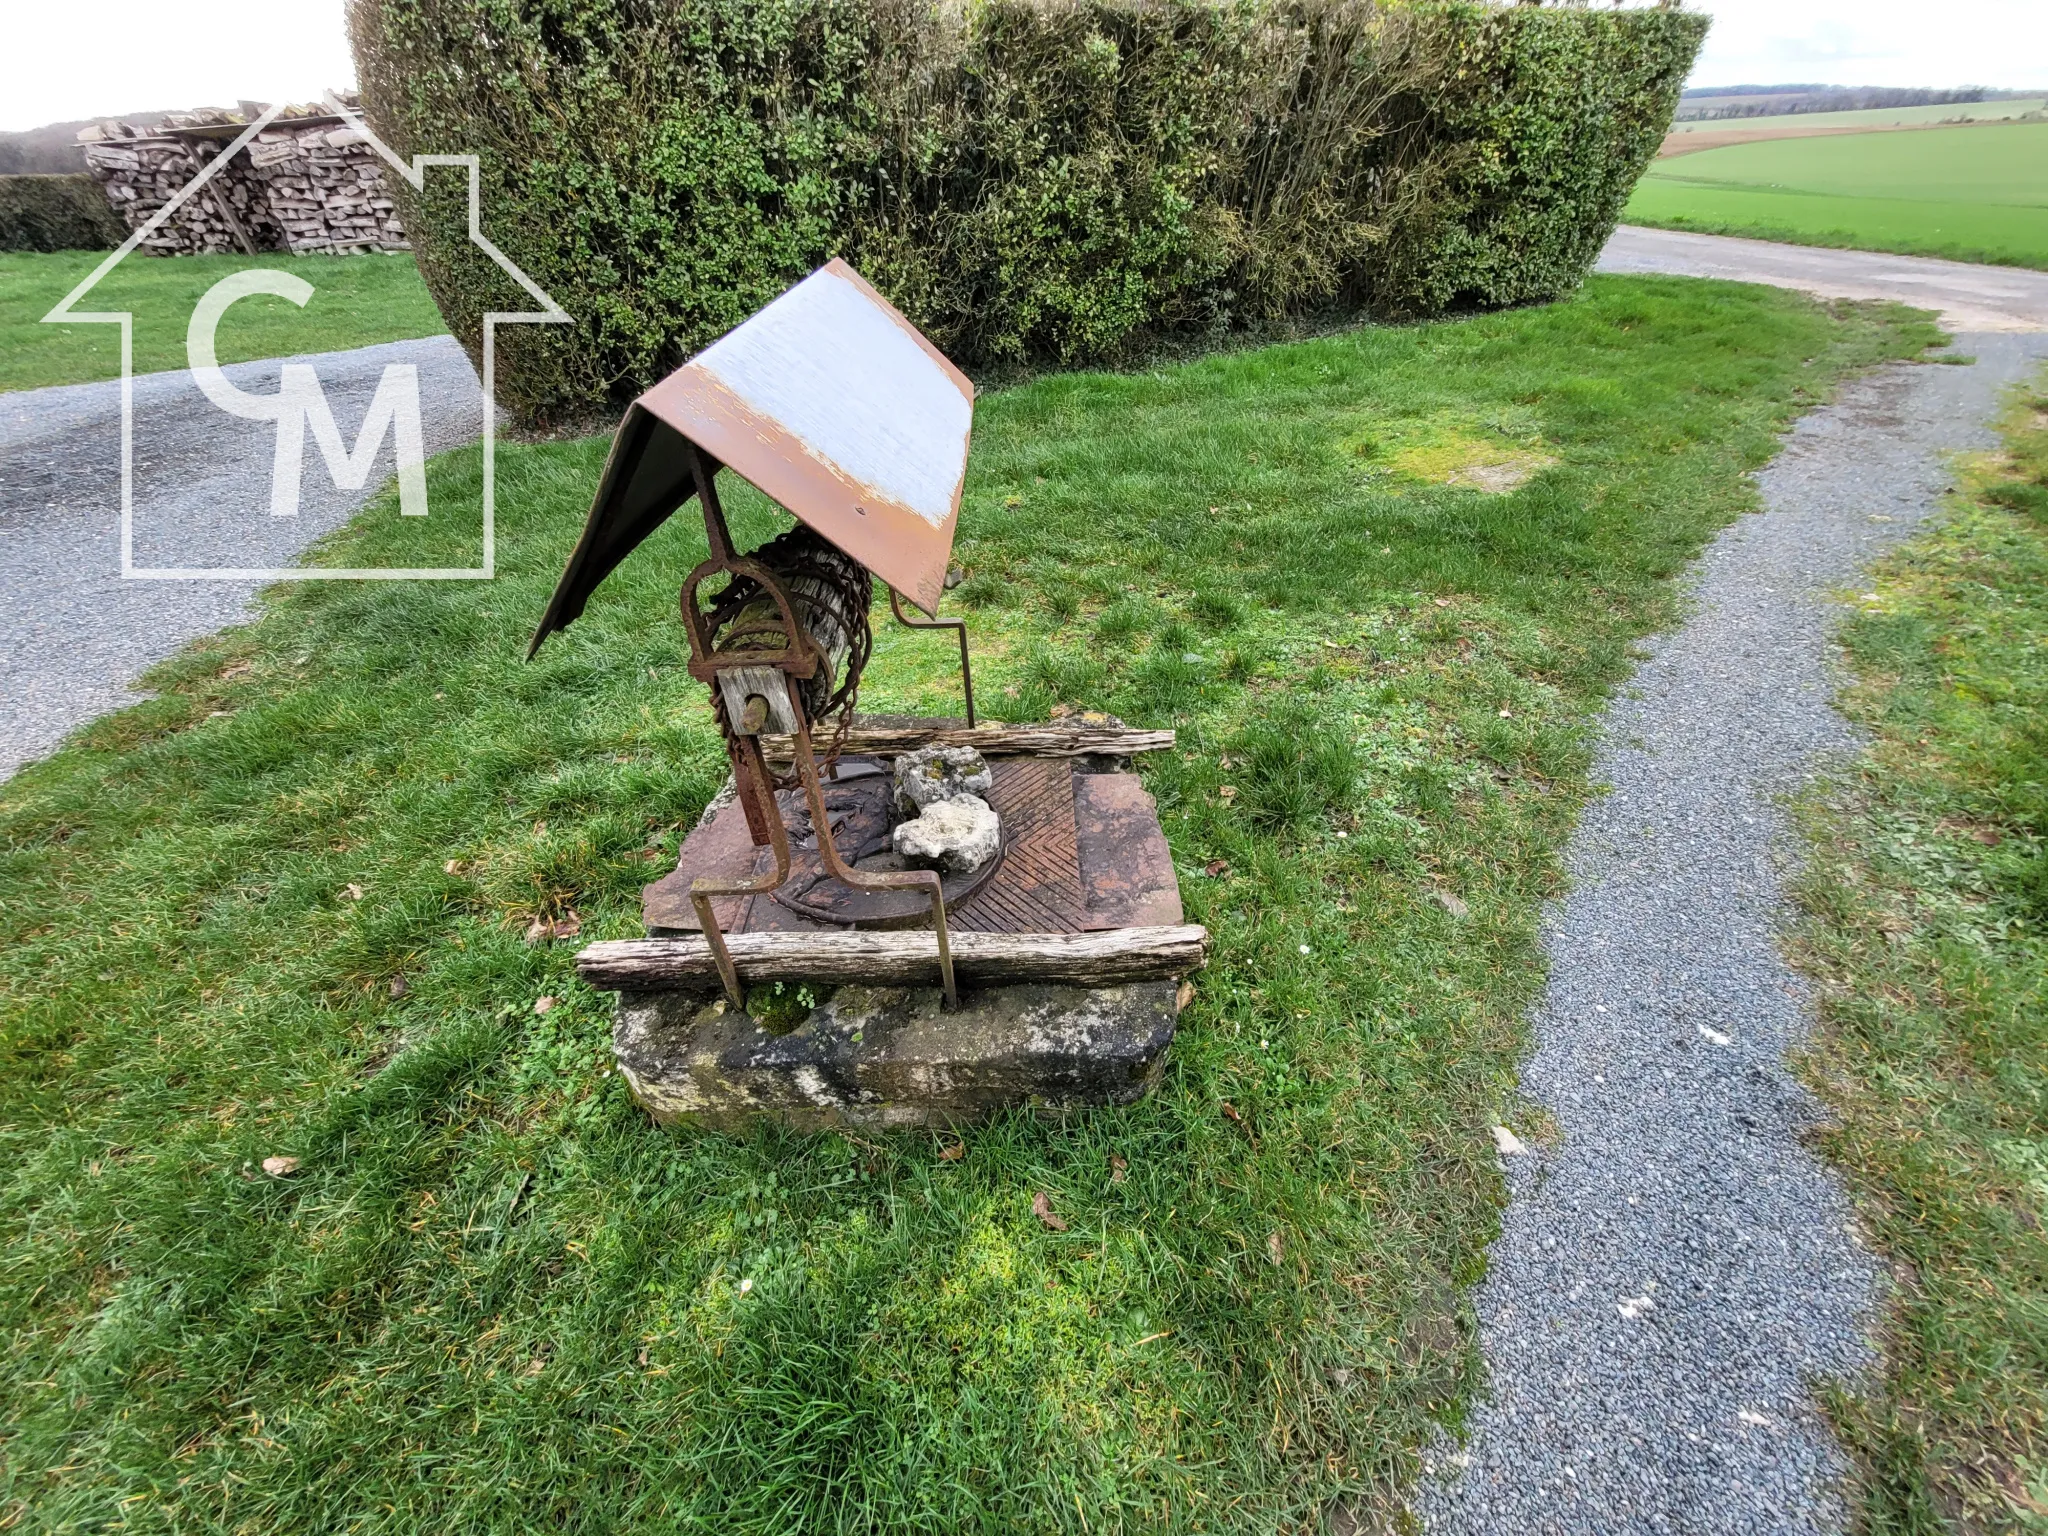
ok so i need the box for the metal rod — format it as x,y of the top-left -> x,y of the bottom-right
888,586 -> 975,727
688,736 -> 792,1009
783,677 -> 959,1007
689,445 -> 734,563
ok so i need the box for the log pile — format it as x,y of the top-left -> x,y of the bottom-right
244,119 -> 407,254
77,99 -> 408,257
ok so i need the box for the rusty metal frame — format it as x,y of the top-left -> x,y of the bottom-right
679,450 -> 958,1010
887,586 -> 976,728
781,675 -> 956,1008
687,731 -> 792,1009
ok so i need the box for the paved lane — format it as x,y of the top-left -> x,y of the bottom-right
1599,225 -> 2048,332
0,336 -> 481,780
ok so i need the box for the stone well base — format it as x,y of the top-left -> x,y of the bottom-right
614,980 -> 1178,1131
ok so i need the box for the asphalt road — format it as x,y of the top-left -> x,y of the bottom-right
1599,224 -> 2048,332
0,336 -> 481,780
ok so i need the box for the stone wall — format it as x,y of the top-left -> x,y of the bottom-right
77,102 -> 407,257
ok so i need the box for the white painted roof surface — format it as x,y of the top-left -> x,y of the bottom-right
693,265 -> 973,528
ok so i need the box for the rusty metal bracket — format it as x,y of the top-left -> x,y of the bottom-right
688,683 -> 960,1011
888,585 -> 976,728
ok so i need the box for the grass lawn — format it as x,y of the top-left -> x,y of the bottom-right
1792,372 -> 2048,1532
1628,123 -> 2048,270
0,276 -> 1938,1533
0,249 -> 448,394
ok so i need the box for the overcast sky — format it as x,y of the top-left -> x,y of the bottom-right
1688,0 -> 2047,91
3,0 -> 2045,133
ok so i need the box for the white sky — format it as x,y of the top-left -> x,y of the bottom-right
1,2 -> 357,132
1,0 -> 2043,133
1685,0 -> 2048,91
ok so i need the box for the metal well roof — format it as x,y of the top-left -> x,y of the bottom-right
530,260 -> 974,653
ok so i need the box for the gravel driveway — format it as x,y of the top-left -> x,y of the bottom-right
0,336 -> 481,780
1414,270 -> 2048,1526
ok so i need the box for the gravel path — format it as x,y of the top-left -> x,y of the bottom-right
1417,329 -> 2048,1534
1599,225 -> 2048,333
0,336 -> 480,780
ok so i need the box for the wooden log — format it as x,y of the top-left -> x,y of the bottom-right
760,721 -> 1174,764
185,144 -> 257,255
577,924 -> 1208,992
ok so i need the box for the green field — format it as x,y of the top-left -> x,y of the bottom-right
0,279 -> 1938,1531
1665,97 -> 2047,140
1629,122 -> 2048,269
0,250 -> 448,394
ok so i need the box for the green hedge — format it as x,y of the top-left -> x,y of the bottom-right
349,0 -> 1705,424
0,173 -> 125,253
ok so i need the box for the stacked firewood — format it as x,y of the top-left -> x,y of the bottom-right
244,119 -> 408,253
77,125 -> 265,255
76,101 -> 409,257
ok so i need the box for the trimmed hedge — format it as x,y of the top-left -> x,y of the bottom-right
0,173 -> 125,253
349,0 -> 1705,424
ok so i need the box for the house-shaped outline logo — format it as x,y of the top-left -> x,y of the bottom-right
41,95 -> 569,581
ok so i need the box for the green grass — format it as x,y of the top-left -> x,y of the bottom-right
1628,123 -> 2048,270
1792,375 -> 2048,1534
0,276 -> 1938,1533
0,250 -> 447,394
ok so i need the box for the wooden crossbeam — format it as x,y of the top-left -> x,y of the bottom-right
759,722 -> 1173,765
577,925 -> 1207,991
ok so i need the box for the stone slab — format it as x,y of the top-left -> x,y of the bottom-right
614,979 -> 1178,1131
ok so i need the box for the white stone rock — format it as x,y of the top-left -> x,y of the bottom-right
891,794 -> 1000,875
892,744 -> 994,816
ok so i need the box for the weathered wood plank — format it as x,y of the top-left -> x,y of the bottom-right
760,722 -> 1173,764
577,924 -> 1208,991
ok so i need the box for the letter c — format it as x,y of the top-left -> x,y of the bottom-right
186,269 -> 315,421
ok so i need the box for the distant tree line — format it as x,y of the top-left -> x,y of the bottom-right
0,114 -> 175,176
1674,84 -> 2041,121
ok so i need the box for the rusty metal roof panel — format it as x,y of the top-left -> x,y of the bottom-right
530,260 -> 973,654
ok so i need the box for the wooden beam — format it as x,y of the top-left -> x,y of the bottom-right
183,142 -> 258,255
577,924 -> 1208,991
760,722 -> 1173,764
